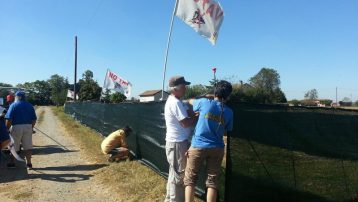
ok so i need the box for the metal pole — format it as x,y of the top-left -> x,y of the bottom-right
336,87 -> 338,107
74,36 -> 78,102
161,0 -> 179,100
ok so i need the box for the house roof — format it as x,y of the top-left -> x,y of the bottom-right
139,90 -> 169,97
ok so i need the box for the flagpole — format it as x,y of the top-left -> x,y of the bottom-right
161,0 -> 179,100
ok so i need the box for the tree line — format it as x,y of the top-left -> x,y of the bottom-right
184,67 -> 287,104
0,69 -> 126,106
4,67 -> 354,106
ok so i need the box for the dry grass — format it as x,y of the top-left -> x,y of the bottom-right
51,106 -> 203,202
339,106 -> 358,110
13,191 -> 33,200
36,109 -> 45,124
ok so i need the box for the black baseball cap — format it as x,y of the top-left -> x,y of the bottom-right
169,76 -> 191,87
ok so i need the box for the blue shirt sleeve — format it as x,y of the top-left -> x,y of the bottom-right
193,98 -> 204,112
5,104 -> 14,120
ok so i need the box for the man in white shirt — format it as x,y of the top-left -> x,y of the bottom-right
164,76 -> 198,202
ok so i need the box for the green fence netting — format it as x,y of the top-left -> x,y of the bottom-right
64,101 -> 207,198
227,102 -> 358,202
65,101 -> 358,202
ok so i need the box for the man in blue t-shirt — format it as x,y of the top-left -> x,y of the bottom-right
184,80 -> 233,202
5,91 -> 37,169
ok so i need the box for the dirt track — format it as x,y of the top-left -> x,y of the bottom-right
0,106 -> 115,202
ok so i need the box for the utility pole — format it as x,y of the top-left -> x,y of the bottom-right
336,87 -> 338,107
74,36 -> 78,102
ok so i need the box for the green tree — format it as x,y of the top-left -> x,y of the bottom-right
355,100 -> 358,106
16,82 -> 38,104
78,70 -> 102,101
230,83 -> 253,102
248,68 -> 286,104
48,74 -> 69,106
0,83 -> 13,104
273,88 -> 287,103
184,84 -> 208,99
33,80 -> 52,105
0,82 -> 12,87
342,97 -> 352,102
110,92 -> 126,103
288,99 -> 301,106
320,99 -> 333,106
101,89 -> 111,103
250,68 -> 281,90
304,89 -> 318,100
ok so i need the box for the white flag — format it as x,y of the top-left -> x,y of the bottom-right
175,0 -> 224,45
103,69 -> 132,98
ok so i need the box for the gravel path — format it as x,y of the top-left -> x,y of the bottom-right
0,106 -> 115,202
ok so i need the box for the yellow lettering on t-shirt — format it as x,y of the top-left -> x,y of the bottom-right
204,112 -> 224,124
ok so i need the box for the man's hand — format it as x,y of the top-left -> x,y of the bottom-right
187,109 -> 196,118
5,119 -> 12,129
180,113 -> 199,128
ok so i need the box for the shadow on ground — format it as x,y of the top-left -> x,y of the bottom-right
32,145 -> 78,155
0,149 -> 107,184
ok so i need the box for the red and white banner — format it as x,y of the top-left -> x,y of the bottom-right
103,69 -> 132,98
175,0 -> 224,45
67,90 -> 78,100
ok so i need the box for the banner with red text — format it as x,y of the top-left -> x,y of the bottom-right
103,69 -> 132,98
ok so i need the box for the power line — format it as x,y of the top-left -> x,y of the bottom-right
85,0 -> 104,28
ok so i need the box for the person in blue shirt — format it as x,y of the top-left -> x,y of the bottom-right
184,80 -> 233,202
5,91 -> 37,169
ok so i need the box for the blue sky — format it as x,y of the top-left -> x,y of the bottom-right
0,0 -> 358,101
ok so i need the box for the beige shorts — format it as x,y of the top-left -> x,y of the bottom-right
184,147 -> 225,189
11,124 -> 33,151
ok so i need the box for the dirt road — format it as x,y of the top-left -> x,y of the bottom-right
0,106 -> 115,202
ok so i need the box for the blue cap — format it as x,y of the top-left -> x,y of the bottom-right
15,91 -> 25,98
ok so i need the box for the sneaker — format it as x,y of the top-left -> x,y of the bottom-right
26,163 -> 33,170
107,156 -> 115,163
7,163 -> 16,168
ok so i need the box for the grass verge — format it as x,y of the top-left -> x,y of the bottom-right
51,106 -> 203,202
36,108 -> 45,124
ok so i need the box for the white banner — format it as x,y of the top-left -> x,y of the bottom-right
103,69 -> 132,98
67,90 -> 78,100
176,0 -> 224,45
8,134 -> 25,162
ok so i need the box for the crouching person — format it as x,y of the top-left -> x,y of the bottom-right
101,126 -> 132,162
184,80 -> 234,202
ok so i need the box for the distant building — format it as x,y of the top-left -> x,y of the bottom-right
139,90 -> 169,102
339,101 -> 353,107
331,102 -> 340,107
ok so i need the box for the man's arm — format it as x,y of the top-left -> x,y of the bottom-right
188,99 -> 196,106
179,113 -> 198,128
